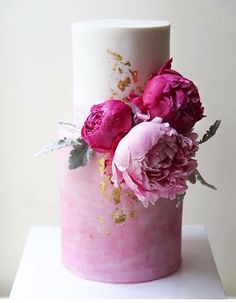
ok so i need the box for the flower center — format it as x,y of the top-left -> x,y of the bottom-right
141,134 -> 193,190
85,110 -> 105,135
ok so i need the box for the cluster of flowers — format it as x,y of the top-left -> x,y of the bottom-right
81,59 -> 204,207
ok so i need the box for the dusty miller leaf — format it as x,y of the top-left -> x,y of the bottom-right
68,138 -> 93,169
188,172 -> 197,184
58,122 -> 81,136
35,137 -> 77,156
194,169 -> 217,190
176,192 -> 186,208
199,120 -> 221,144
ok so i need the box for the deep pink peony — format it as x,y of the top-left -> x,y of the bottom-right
128,92 -> 147,113
112,118 -> 198,207
81,99 -> 132,153
142,59 -> 204,134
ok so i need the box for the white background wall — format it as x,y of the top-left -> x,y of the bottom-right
0,0 -> 235,297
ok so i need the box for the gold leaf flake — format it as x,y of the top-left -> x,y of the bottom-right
96,216 -> 105,225
124,61 -> 131,66
129,69 -> 139,83
111,207 -> 127,224
99,158 -> 105,175
115,214 -> 126,224
129,210 -> 137,218
112,62 -> 118,71
118,67 -> 124,74
99,181 -> 107,194
109,91 -> 118,99
111,187 -> 121,204
111,209 -> 117,219
105,175 -> 111,182
122,97 -> 130,104
117,77 -> 131,92
125,191 -> 139,202
107,49 -> 123,61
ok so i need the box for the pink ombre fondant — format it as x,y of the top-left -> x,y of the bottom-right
58,19 -> 183,283
59,149 -> 182,283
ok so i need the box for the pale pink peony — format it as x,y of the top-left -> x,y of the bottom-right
81,100 -> 132,153
142,59 -> 204,134
112,118 -> 198,207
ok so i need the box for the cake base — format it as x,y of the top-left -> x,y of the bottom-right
59,150 -> 183,283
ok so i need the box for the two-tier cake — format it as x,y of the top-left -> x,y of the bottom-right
59,20 -> 184,283
35,19 -> 220,284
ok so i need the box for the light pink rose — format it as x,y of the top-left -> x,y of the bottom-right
142,59 -> 204,134
112,118 -> 198,207
81,100 -> 132,153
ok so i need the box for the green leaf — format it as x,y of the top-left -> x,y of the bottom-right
176,192 -> 186,208
35,137 -> 76,156
194,169 -> 217,190
68,138 -> 93,169
199,120 -> 221,144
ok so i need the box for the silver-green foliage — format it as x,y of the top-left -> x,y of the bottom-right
69,139 -> 93,169
199,120 -> 221,144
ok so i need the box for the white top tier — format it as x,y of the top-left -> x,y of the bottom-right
73,19 -> 170,28
72,19 -> 170,125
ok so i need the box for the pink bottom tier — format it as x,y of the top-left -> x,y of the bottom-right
59,149 -> 183,283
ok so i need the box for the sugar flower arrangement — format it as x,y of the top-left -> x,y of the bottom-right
37,58 -> 221,207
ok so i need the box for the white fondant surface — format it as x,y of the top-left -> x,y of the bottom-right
72,19 -> 170,125
73,19 -> 170,28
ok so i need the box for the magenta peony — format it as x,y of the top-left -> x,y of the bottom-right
142,59 -> 204,134
81,99 -> 132,153
112,118 -> 198,207
128,92 -> 147,113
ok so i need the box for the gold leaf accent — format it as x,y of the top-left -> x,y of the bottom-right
96,216 -> 105,225
125,191 -> 139,202
122,97 -> 130,104
115,214 -> 126,224
99,175 -> 112,198
129,69 -> 139,83
109,91 -> 118,99
117,77 -> 131,92
129,210 -> 137,218
111,207 -> 127,224
111,209 -> 117,219
118,67 -> 123,74
107,49 -> 123,61
99,158 -> 105,175
124,61 -> 131,66
112,62 -> 118,71
105,175 -> 111,182
111,187 -> 121,204
99,181 -> 107,194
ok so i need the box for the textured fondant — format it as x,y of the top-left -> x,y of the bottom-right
59,150 -> 182,282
